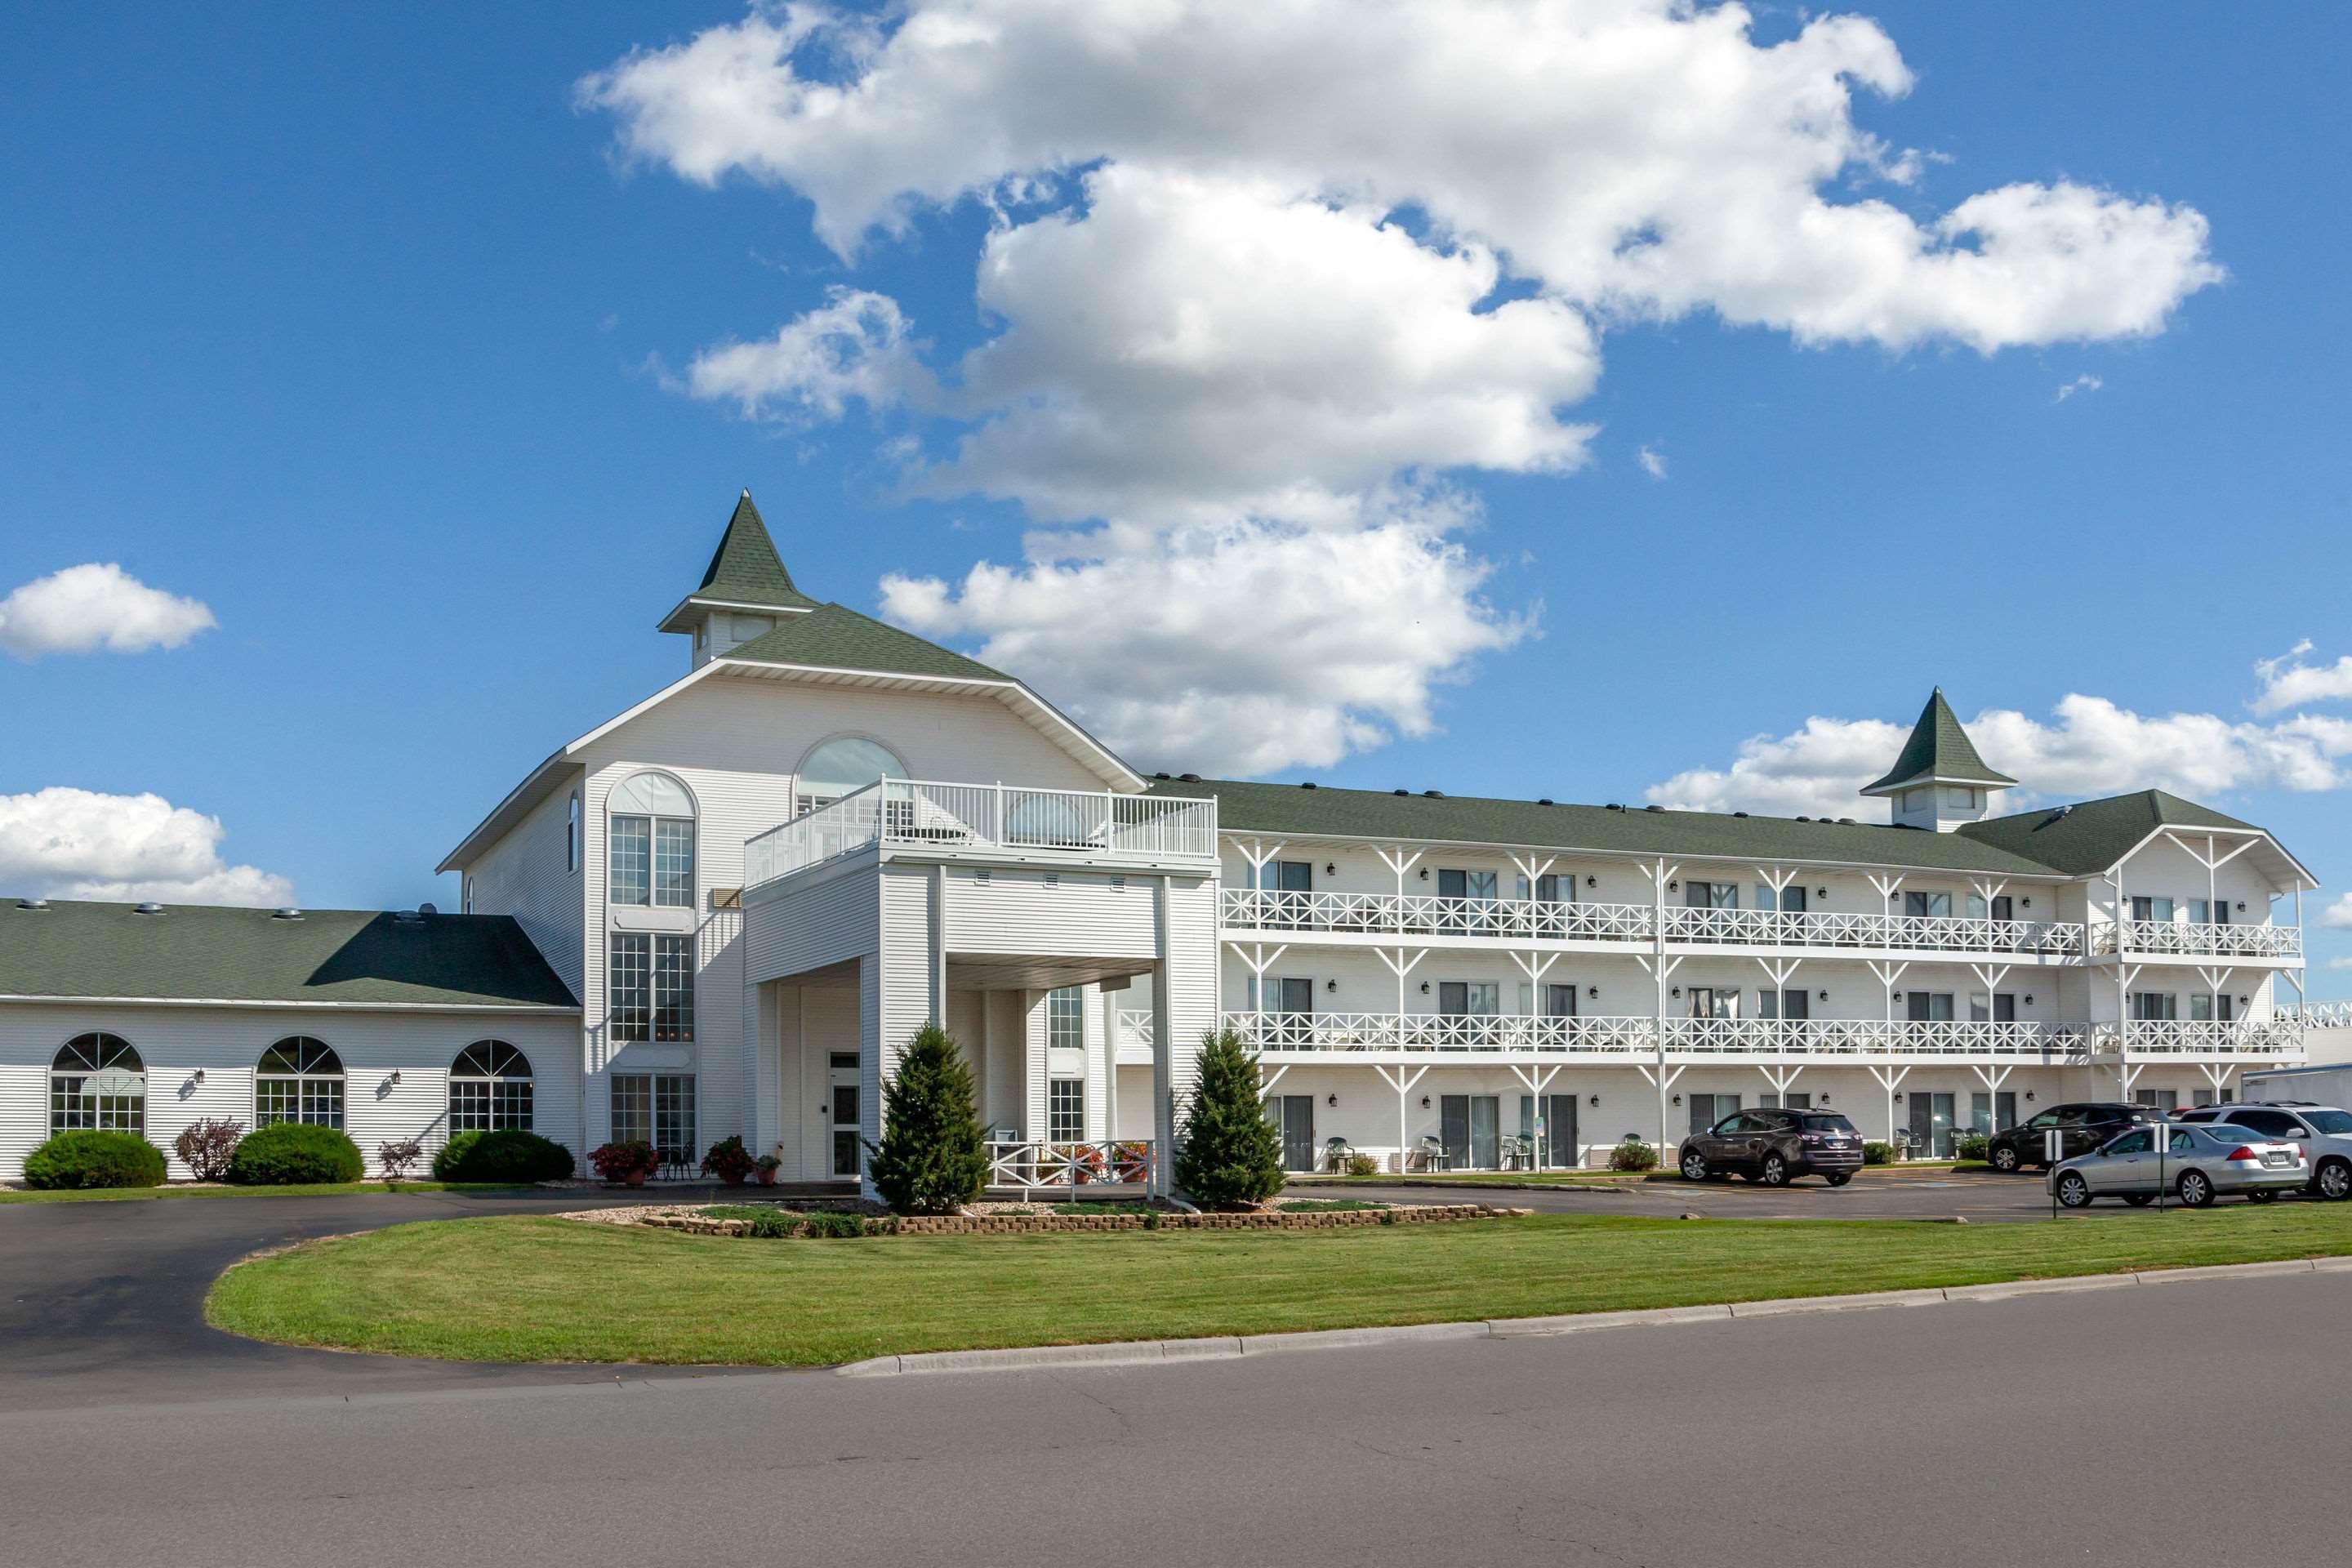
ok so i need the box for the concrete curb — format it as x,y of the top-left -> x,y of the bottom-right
835,1255 -> 2352,1377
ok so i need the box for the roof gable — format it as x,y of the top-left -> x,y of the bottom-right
0,902 -> 579,1009
721,603 -> 1009,682
659,491 -> 822,631
1862,689 -> 2018,795
1955,790 -> 2279,877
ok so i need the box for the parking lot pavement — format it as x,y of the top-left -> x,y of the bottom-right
1301,1169 -> 2326,1221
0,1187 -> 747,1411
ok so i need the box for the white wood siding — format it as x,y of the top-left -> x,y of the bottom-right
942,867 -> 1156,957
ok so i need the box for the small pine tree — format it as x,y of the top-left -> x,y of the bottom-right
1174,1027 -> 1285,1207
865,1023 -> 987,1214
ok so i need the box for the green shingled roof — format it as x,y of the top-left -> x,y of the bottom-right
721,602 -> 1011,682
691,491 -> 820,612
0,902 -> 578,1009
1147,776 -> 2291,880
1863,689 -> 2018,795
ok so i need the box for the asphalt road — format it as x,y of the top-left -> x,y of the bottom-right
6,1263 -> 2345,1567
1306,1168 -> 2119,1221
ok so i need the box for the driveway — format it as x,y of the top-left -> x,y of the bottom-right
0,1187 -> 755,1411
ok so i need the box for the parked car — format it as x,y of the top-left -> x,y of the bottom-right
2175,1102 -> 2352,1200
1677,1108 -> 1864,1187
1984,1102 -> 2155,1173
2048,1123 -> 2306,1209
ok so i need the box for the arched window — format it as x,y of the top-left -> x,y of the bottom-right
51,1033 -> 145,1134
608,771 -> 696,908
256,1037 -> 345,1129
794,736 -> 906,816
449,1040 -> 534,1133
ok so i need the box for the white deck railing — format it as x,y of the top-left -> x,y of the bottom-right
985,1139 -> 1153,1189
1115,1009 -> 1153,1052
2089,920 -> 2301,959
1221,889 -> 2085,956
1226,1011 -> 2303,1061
2292,1001 -> 2352,1030
746,780 -> 1217,889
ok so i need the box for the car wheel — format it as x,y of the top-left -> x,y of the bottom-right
2056,1171 -> 2093,1209
1826,1172 -> 1852,1188
2177,1169 -> 2216,1209
2123,1195 -> 2154,1206
2316,1161 -> 2351,1202
1680,1150 -> 1708,1182
1991,1144 -> 2020,1174
1759,1152 -> 1788,1187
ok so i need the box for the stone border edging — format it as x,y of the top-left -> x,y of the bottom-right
837,1254 -> 2352,1377
581,1201 -> 1515,1237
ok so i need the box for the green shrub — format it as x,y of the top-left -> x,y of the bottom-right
1862,1141 -> 1895,1166
24,1129 -> 167,1190
227,1121 -> 363,1185
434,1128 -> 573,1183
1608,1138 -> 1659,1173
866,1024 -> 987,1214
1956,1134 -> 1989,1162
1343,1152 -> 1379,1177
1174,1027 -> 1285,1207
743,1209 -> 796,1239
804,1209 -> 866,1239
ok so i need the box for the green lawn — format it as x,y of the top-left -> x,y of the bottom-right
0,1181 -> 536,1205
204,1203 -> 2352,1368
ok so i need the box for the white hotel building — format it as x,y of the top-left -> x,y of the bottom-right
0,495 -> 2334,1187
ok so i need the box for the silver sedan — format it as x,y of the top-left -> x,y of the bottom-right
2048,1123 -> 2307,1209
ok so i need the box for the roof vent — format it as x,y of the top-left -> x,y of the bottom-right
1732,811 -> 1748,818
272,907 -> 305,921
1299,781 -> 1317,790
392,909 -> 424,924
1605,803 -> 1624,811
1795,816 -> 1811,822
418,902 -> 439,916
1153,772 -> 1171,781
17,897 -> 49,910
1394,789 -> 1410,796
2056,804 -> 2074,817
1178,773 -> 1200,783
1423,790 -> 1446,799
1643,804 -> 1664,813
1838,817 -> 1857,825
1538,798 -> 1554,806
134,902 -> 164,915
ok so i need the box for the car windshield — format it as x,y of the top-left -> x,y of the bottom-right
1799,1115 -> 1856,1134
2302,1110 -> 2352,1135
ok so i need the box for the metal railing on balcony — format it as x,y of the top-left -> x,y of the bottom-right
984,1139 -> 1153,1189
1220,889 -> 2085,956
2093,1019 -> 2305,1057
2088,920 -> 2301,960
745,779 -> 1217,889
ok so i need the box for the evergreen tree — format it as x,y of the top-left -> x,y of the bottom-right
865,1023 -> 987,1214
1174,1027 -> 1286,1207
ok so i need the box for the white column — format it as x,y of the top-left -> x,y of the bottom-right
1152,875 -> 1177,1197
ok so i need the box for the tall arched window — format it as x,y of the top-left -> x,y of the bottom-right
794,736 -> 906,817
256,1037 -> 345,1129
51,1034 -> 145,1134
449,1040 -> 534,1133
608,771 -> 696,908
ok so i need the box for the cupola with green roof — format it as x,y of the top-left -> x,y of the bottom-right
657,489 -> 822,666
1862,688 -> 2017,832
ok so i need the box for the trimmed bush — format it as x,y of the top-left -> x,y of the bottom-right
1343,1152 -> 1379,1178
1608,1138 -> 1659,1173
24,1129 -> 167,1190
744,1208 -> 795,1239
1956,1134 -> 1989,1163
804,1209 -> 866,1239
1862,1141 -> 1895,1166
227,1121 -> 363,1185
172,1118 -> 243,1181
434,1128 -> 574,1183
866,1023 -> 987,1214
1174,1027 -> 1285,1207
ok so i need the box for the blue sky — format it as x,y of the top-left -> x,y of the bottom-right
4,2 -> 2348,981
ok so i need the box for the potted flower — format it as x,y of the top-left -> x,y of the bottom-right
590,1139 -> 660,1187
754,1152 -> 782,1187
701,1134 -> 757,1187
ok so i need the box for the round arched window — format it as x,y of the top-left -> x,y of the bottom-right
256,1037 -> 345,1129
795,737 -> 906,815
51,1033 -> 145,1134
449,1040 -> 534,1133
608,771 -> 697,908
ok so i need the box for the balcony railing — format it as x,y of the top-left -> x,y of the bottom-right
2089,920 -> 2301,960
1221,889 -> 2085,956
985,1139 -> 1153,1189
745,779 -> 1217,889
1225,1011 -> 2305,1061
1115,1008 -> 1153,1052
2292,1001 -> 2352,1030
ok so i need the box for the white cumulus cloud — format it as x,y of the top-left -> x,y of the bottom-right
0,787 -> 293,906
0,564 -> 216,661
1637,445 -> 1668,479
2056,374 -> 2104,402
2322,893 -> 2352,931
586,0 -> 2225,773
2252,639 -> 2352,716
1649,694 -> 2352,818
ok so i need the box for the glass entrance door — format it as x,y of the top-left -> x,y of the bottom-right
1907,1092 -> 1956,1157
1268,1094 -> 1316,1171
1441,1094 -> 1500,1169
828,1051 -> 861,1178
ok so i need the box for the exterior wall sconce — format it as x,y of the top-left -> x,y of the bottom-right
2025,1091 -> 2037,1102
1887,891 -> 1900,902
1588,1094 -> 1600,1107
1585,875 -> 1597,889
1324,863 -> 1336,875
1815,888 -> 1829,900
1893,1091 -> 1905,1102
1816,989 -> 1829,1001
1586,985 -> 1599,1000
1667,880 -> 1680,892
1420,1094 -> 1432,1108
2020,897 -> 2033,909
2238,996 -> 2250,1007
1892,991 -> 1905,1001
1419,980 -> 1432,994
1669,986 -> 1682,999
1670,1093 -> 1682,1106
1325,1093 -> 1339,1107
1325,978 -> 1338,993
191,1068 -> 205,1084
2236,901 -> 2247,912
1818,1093 -> 1831,1105
387,1071 -> 402,1085
2024,994 -> 2036,1005
1419,866 -> 1430,880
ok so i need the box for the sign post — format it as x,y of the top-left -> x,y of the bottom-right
2155,1121 -> 2167,1214
2046,1128 -> 2063,1218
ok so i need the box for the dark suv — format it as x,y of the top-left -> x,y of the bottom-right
1678,1108 -> 1864,1187
1984,1102 -> 2154,1173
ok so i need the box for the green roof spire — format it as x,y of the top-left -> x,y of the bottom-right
1861,688 -> 2019,796
658,489 -> 822,633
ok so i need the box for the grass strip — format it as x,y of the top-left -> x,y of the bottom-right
204,1203 -> 2352,1368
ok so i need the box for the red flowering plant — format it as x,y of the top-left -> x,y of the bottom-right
589,1140 -> 660,1183
700,1135 -> 757,1186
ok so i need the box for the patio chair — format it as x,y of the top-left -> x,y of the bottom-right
1414,1134 -> 1449,1173
1323,1135 -> 1356,1174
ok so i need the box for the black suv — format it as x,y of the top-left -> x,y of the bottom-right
1678,1108 -> 1864,1187
1984,1102 -> 2154,1172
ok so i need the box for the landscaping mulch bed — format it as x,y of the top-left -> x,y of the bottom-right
559,1199 -> 1522,1238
